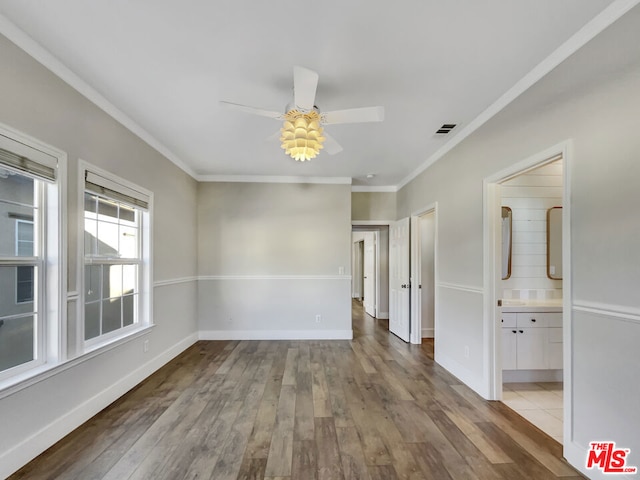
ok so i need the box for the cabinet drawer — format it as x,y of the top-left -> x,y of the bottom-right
516,312 -> 562,328
501,313 -> 517,328
549,327 -> 563,343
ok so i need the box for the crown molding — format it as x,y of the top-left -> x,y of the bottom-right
196,174 -> 352,185
396,0 -> 640,191
351,185 -> 398,193
0,14 -> 198,180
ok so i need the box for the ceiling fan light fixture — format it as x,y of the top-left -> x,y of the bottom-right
280,109 -> 325,161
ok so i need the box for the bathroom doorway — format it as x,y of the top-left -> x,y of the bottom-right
484,143 -> 571,446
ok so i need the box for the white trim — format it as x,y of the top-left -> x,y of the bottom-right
0,123 -> 68,379
77,159 -> 154,352
198,274 -> 351,281
377,311 -> 389,320
199,329 -> 353,340
0,15 -> 197,180
437,282 -> 483,294
573,301 -> 640,325
483,141 -> 571,402
351,220 -> 393,226
153,276 -> 198,288
351,185 -> 398,193
396,0 -> 639,191
66,291 -> 79,300
437,352 -> 489,399
410,202 -> 438,344
197,175 -> 352,185
0,332 -> 197,480
0,325 -> 153,400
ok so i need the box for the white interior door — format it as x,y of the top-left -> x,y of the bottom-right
390,217 -> 411,342
363,233 -> 376,317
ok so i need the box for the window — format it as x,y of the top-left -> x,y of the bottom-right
82,166 -> 151,345
16,220 -> 34,303
0,131 -> 62,380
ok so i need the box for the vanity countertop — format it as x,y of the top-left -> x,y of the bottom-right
501,299 -> 563,313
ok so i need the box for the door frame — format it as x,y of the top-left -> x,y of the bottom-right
483,140 -> 573,446
352,221 -> 392,319
363,231 -> 377,316
410,202 -> 438,345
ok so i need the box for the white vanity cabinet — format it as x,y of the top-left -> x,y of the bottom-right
501,310 -> 562,371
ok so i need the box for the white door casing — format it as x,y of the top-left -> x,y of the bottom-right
390,217 -> 410,342
363,232 -> 376,317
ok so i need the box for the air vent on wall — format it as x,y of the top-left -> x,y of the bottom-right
435,123 -> 457,135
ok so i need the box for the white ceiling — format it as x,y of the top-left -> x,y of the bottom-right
0,0 -> 632,187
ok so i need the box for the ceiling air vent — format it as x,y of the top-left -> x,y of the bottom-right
435,123 -> 457,135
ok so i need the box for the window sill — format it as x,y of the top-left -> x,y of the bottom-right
0,324 -> 154,400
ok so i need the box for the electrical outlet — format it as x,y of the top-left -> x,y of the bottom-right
315,314 -> 322,323
143,340 -> 149,353
464,345 -> 470,358
338,266 -> 344,275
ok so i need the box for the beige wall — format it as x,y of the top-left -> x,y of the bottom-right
197,182 -> 352,336
397,8 -> 640,471
0,33 -> 199,475
351,191 -> 396,221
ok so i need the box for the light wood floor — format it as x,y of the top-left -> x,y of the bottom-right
10,301 -> 584,480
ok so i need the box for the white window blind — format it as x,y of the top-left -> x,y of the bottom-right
85,171 -> 149,210
0,134 -> 58,182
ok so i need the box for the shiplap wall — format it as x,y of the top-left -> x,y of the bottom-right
501,159 -> 563,298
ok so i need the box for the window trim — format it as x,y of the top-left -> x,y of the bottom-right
78,160 -> 153,353
15,219 -> 36,304
0,122 -> 67,386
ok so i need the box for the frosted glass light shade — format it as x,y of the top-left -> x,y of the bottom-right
280,110 -> 325,161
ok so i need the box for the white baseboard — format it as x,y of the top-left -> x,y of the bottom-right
0,333 -> 199,480
377,311 -> 389,320
422,327 -> 434,338
199,329 -> 353,340
436,351 -> 489,399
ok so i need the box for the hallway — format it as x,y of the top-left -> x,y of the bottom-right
10,301 -> 581,479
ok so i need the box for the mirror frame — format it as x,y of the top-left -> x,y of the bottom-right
502,206 -> 512,280
547,206 -> 562,280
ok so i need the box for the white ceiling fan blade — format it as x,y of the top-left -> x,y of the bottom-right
266,130 -> 281,142
322,106 -> 385,125
220,101 -> 282,119
293,66 -> 319,111
323,132 -> 343,155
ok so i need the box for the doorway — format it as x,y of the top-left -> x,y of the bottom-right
485,143 -> 570,446
409,205 -> 437,345
351,225 -> 390,321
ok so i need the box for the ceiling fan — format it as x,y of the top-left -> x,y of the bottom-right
220,66 -> 384,161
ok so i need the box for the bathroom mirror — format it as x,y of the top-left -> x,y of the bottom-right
547,206 -> 562,279
501,206 -> 512,280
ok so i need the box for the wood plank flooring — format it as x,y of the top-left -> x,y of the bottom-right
9,301 -> 584,479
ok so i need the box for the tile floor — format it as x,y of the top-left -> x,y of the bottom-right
502,382 -> 564,443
